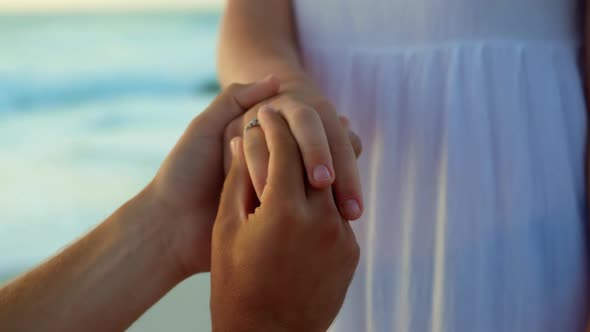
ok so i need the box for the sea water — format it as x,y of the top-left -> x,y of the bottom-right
0,11 -> 221,280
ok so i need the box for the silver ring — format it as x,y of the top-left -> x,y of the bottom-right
244,118 -> 260,132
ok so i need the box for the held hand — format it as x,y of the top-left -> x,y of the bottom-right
211,108 -> 360,332
224,87 -> 364,221
145,76 -> 280,276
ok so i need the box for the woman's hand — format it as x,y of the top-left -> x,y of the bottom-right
224,84 -> 364,221
145,76 -> 280,276
211,107 -> 360,332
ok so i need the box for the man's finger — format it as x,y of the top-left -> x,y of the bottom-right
218,138 -> 256,224
197,75 -> 280,136
232,75 -> 280,108
258,106 -> 306,202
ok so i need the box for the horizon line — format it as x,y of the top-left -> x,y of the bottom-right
0,3 -> 222,14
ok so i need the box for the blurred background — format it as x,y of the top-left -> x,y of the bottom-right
1,1 -> 224,330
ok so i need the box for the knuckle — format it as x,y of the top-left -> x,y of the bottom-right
318,198 -> 341,217
272,198 -> 305,222
312,201 -> 345,245
317,219 -> 342,247
342,222 -> 360,266
289,105 -> 319,123
347,238 -> 361,267
311,98 -> 336,114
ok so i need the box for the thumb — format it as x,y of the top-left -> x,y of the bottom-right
217,138 -> 256,225
197,75 -> 280,136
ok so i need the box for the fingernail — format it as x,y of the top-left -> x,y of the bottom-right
342,199 -> 361,219
312,165 -> 332,183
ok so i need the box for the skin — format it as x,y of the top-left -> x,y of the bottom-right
218,0 -> 365,221
0,77 -> 362,332
0,79 -> 282,331
219,0 -> 590,328
211,108 -> 360,332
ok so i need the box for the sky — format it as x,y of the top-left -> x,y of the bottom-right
0,0 -> 224,12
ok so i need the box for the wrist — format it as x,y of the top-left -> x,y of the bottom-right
127,186 -> 193,282
139,183 -> 213,277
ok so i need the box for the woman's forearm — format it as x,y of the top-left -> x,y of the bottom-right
217,0 -> 313,89
0,188 -> 185,332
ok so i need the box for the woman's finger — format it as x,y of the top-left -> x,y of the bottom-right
243,116 -> 270,199
314,101 -> 364,221
219,75 -> 278,176
349,130 -> 362,158
278,105 -> 334,189
338,115 -> 350,128
339,116 -> 362,159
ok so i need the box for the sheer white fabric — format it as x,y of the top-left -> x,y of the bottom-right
293,1 -> 589,331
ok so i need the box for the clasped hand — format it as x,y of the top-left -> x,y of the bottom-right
0,76 -> 364,332
151,75 -> 363,330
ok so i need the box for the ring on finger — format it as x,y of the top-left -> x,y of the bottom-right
244,118 -> 260,133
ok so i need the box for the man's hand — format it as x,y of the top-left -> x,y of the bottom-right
146,75 -> 280,275
211,108 -> 360,332
224,86 -> 364,221
0,80 -> 282,332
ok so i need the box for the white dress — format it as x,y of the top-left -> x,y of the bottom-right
292,0 -> 589,331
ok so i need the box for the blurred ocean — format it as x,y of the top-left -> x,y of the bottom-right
0,11 -> 221,280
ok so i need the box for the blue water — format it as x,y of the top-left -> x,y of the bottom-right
0,12 -> 221,277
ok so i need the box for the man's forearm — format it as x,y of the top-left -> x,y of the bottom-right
0,187 -> 186,332
217,0 -> 312,88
